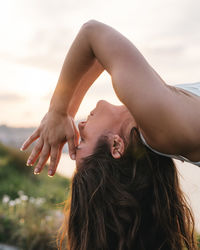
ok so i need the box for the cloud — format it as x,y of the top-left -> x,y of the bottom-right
0,0 -> 88,72
0,93 -> 26,102
0,26 -> 73,72
1,1 -> 200,86
1,0 -> 200,76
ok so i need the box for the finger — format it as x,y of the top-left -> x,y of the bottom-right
26,138 -> 44,166
56,143 -> 65,168
48,146 -> 60,176
21,129 -> 40,151
48,143 -> 65,177
68,136 -> 76,160
72,122 -> 79,146
34,143 -> 51,175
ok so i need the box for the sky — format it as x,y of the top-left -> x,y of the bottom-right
0,0 -> 200,127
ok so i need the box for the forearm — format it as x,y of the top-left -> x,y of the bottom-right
67,59 -> 104,118
48,19 -> 131,115
49,19 -> 153,117
49,23 -> 97,114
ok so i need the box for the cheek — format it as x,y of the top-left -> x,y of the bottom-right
96,114 -> 111,126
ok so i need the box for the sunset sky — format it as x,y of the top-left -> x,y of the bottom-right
0,0 -> 200,127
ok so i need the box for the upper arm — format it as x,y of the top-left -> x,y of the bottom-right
111,67 -> 172,141
85,20 -> 176,140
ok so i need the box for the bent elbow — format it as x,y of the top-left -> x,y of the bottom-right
81,19 -> 100,30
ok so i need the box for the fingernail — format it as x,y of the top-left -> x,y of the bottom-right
20,147 -> 24,151
48,170 -> 53,177
71,154 -> 75,160
34,168 -> 40,175
26,163 -> 33,167
26,160 -> 32,166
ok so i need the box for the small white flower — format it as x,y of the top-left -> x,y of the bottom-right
35,197 -> 46,206
9,200 -> 16,206
15,198 -> 21,205
20,195 -> 28,201
2,195 -> 10,204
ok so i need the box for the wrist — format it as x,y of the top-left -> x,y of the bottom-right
48,101 -> 69,116
48,87 -> 72,115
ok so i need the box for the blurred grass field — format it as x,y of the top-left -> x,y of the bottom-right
0,142 -> 70,249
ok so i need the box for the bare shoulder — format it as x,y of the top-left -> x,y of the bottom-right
111,63 -> 182,144
137,84 -> 200,157
112,62 -> 200,153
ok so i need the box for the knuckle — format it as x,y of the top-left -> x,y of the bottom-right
29,134 -> 33,140
48,165 -> 55,173
38,156 -> 47,165
51,156 -> 57,163
34,144 -> 41,151
48,139 -> 57,146
49,165 -> 55,171
42,146 -> 49,154
32,129 -> 39,138
29,135 -> 35,141
42,150 -> 49,156
51,142 -> 58,147
38,156 -> 45,164
36,163 -> 42,169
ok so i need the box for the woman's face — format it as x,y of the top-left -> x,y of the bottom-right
75,100 -> 136,164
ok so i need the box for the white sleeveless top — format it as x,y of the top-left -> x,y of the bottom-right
139,82 -> 200,167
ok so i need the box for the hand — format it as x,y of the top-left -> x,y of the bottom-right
20,111 -> 79,176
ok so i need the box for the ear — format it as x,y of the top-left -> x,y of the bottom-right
110,135 -> 125,159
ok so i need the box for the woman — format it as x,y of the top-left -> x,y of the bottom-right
21,20 -> 199,249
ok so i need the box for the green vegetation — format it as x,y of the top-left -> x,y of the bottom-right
0,142 -> 70,249
197,234 -> 200,249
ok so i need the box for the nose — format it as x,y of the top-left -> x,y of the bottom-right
78,121 -> 86,130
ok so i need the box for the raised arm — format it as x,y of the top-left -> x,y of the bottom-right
50,19 -> 170,136
21,30 -> 104,176
21,19 -> 172,176
63,20 -> 178,145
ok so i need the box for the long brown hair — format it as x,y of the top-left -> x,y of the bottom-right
58,127 -> 197,249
